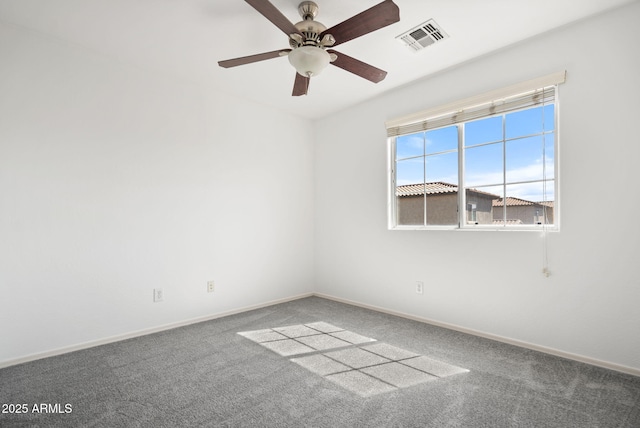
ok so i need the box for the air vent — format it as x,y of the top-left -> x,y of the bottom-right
396,19 -> 448,52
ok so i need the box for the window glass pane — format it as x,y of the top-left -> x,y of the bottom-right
465,116 -> 502,146
544,134 -> 555,180
424,151 -> 458,227
396,133 -> 424,160
422,180 -> 459,226
539,197 -> 554,225
425,151 -> 458,184
426,126 -> 457,154
502,183 -> 554,225
505,136 -> 544,183
465,187 -> 501,225
425,191 -> 458,226
396,151 -> 425,226
506,182 -> 542,203
397,193 -> 425,226
543,104 -> 555,131
465,184 -> 503,225
506,106 -> 546,139
505,134 -> 555,183
507,180 -> 554,205
464,143 -> 503,188
396,157 -> 423,186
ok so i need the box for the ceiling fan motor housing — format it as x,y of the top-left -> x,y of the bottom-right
291,20 -> 327,47
290,2 -> 326,49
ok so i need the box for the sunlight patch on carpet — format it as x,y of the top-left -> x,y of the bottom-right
238,323 -> 468,397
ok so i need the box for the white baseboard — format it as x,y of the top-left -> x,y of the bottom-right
3,291 -> 639,378
0,292 -> 314,369
313,292 -> 640,378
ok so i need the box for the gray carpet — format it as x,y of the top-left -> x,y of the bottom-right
1,296 -> 639,427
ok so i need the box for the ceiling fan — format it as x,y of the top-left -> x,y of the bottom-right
218,0 -> 400,96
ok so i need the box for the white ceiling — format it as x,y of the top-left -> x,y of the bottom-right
0,0 -> 635,119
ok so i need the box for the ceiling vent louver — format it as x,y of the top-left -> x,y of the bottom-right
397,19 -> 448,52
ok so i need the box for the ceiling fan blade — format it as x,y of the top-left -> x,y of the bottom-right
292,73 -> 310,96
245,0 -> 301,36
320,0 -> 400,47
218,49 -> 290,68
327,50 -> 387,83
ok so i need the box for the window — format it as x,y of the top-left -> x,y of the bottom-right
468,203 -> 477,223
386,72 -> 565,230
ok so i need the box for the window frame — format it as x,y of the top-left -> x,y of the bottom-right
387,75 -> 563,232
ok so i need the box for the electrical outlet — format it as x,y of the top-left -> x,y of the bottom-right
415,281 -> 424,295
207,281 -> 215,293
153,288 -> 163,302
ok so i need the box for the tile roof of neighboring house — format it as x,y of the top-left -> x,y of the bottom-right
493,197 -> 533,207
396,182 -> 457,197
396,182 -> 499,198
493,197 -> 554,207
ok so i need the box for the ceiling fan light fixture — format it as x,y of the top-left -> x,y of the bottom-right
288,46 -> 330,77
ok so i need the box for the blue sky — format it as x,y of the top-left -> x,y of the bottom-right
395,104 -> 555,202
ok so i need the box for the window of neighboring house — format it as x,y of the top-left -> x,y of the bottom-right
467,203 -> 477,223
386,72 -> 565,230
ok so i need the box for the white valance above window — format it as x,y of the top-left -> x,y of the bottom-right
385,71 -> 567,137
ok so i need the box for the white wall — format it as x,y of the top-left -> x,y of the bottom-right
0,22 -> 315,365
314,2 -> 640,371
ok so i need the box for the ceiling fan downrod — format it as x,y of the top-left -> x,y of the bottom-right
298,1 -> 319,21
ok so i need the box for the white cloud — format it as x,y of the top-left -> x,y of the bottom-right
465,157 -> 555,202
